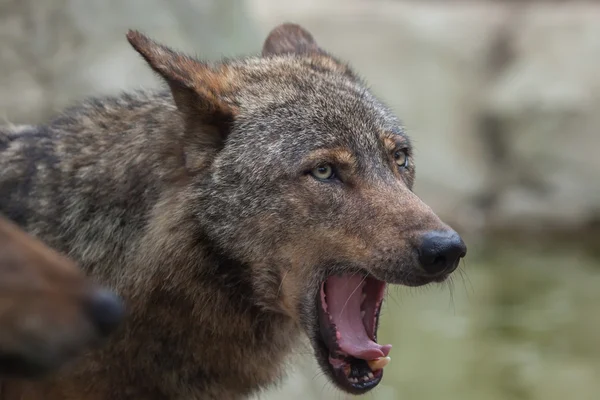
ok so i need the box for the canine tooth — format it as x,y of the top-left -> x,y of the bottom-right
360,310 -> 365,318
362,376 -> 369,381
343,364 -> 351,376
362,292 -> 366,302
349,377 -> 358,383
367,356 -> 391,371
368,372 -> 374,379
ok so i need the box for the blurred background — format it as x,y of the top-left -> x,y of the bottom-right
1,0 -> 599,399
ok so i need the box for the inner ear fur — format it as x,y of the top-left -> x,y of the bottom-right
127,30 -> 237,115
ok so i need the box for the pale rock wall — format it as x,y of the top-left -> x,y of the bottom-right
1,0 -> 598,234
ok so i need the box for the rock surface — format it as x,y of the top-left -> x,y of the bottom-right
1,0 -> 597,230
1,2 -> 598,399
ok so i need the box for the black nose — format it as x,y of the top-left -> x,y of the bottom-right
418,230 -> 467,276
86,289 -> 125,337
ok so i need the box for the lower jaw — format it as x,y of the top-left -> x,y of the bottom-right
314,338 -> 384,395
332,359 -> 383,393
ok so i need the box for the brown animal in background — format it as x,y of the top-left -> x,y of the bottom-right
0,215 -> 123,379
0,24 -> 466,399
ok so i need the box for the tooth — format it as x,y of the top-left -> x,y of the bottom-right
362,292 -> 366,302
368,372 -> 375,379
362,376 -> 369,381
343,364 -> 351,376
361,310 -> 365,318
367,356 -> 391,371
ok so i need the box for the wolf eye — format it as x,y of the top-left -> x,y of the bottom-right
394,149 -> 409,168
311,164 -> 335,180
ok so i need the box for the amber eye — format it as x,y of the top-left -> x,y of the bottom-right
311,164 -> 334,180
394,149 -> 409,168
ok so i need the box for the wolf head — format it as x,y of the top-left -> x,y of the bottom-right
127,23 -> 466,394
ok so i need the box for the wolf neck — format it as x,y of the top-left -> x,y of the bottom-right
122,194 -> 299,396
75,91 -> 301,394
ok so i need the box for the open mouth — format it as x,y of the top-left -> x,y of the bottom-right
317,274 -> 391,394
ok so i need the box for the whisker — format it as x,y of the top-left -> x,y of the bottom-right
447,277 -> 456,314
460,259 -> 475,295
311,368 -> 326,382
338,275 -> 367,318
458,269 -> 471,301
385,286 -> 402,309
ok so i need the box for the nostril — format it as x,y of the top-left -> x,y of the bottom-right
418,230 -> 467,276
86,289 -> 125,337
433,255 -> 445,266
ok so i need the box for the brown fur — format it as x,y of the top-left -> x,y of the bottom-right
0,23 -> 465,399
0,215 -> 122,381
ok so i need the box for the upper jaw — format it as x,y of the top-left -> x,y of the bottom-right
368,263 -> 454,287
380,271 -> 451,287
321,256 -> 449,286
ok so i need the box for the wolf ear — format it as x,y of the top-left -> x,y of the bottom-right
126,30 -> 237,147
261,23 -> 355,78
262,23 -> 324,57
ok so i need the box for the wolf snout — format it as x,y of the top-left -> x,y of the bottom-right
85,289 -> 125,337
417,230 -> 466,276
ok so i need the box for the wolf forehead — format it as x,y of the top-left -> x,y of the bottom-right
224,58 -> 410,157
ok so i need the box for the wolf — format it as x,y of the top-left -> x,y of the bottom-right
0,214 -> 123,379
0,23 -> 466,399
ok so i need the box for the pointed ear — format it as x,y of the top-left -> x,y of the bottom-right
127,30 -> 240,172
126,30 -> 237,130
262,23 -> 356,79
262,23 -> 324,57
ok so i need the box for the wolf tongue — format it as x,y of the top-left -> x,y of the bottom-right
325,275 -> 392,360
